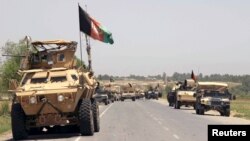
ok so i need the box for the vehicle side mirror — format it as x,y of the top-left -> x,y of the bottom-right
193,93 -> 197,97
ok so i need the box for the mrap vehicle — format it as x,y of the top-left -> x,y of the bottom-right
9,40 -> 100,140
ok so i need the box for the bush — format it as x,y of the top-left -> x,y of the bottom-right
0,102 -> 10,116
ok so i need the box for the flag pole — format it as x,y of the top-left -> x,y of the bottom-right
78,3 -> 83,67
85,4 -> 92,71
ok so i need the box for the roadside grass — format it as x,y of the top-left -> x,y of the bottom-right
0,101 -> 11,134
231,98 -> 250,120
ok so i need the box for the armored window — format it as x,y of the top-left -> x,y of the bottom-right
41,54 -> 48,62
31,78 -> 47,84
33,54 -> 40,63
71,75 -> 78,81
57,53 -> 65,62
50,76 -> 67,82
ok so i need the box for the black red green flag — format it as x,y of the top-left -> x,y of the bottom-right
191,70 -> 197,82
78,5 -> 114,44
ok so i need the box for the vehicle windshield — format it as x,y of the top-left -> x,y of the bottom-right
203,90 -> 231,98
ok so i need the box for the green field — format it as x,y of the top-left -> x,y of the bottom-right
231,98 -> 250,119
0,101 -> 11,134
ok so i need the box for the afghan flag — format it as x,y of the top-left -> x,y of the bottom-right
191,70 -> 197,82
78,5 -> 114,44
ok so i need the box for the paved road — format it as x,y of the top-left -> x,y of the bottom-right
2,99 -> 250,141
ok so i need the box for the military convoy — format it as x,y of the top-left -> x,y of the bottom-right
7,40 -> 236,140
168,77 -> 235,117
9,40 -> 100,140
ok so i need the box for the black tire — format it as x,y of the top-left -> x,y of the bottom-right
175,101 -> 180,109
132,97 -> 136,101
92,100 -> 100,132
29,127 -> 42,135
11,103 -> 28,140
168,102 -> 172,107
199,106 -> 205,115
104,100 -> 108,105
224,108 -> 230,117
78,99 -> 94,136
196,108 -> 199,114
193,104 -> 196,110
121,98 -> 124,101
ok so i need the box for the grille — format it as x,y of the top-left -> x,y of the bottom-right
211,101 -> 221,105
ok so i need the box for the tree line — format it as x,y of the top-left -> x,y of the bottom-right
0,40 -> 249,97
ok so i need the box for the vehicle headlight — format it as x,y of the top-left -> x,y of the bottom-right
29,96 -> 37,104
57,95 -> 65,102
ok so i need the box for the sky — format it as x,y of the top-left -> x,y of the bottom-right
0,0 -> 250,76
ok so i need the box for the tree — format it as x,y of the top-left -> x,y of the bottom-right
162,72 -> 166,81
75,56 -> 86,69
0,40 -> 27,91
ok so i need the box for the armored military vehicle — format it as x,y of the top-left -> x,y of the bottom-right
167,82 -> 181,107
174,79 -> 197,109
194,82 -> 234,116
9,40 -> 100,140
112,85 -> 122,101
145,90 -> 159,100
120,83 -> 136,101
93,86 -> 110,105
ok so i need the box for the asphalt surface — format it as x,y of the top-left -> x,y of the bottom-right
1,99 -> 250,141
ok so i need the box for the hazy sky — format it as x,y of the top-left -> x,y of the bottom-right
0,0 -> 250,76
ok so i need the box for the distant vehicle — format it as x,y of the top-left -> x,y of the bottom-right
145,90 -> 159,100
93,90 -> 110,105
194,82 -> 235,116
9,40 -> 99,140
121,90 -> 136,101
174,79 -> 197,109
120,83 -> 136,101
107,92 -> 116,103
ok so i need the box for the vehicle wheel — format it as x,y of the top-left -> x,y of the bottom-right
175,101 -> 180,109
78,99 -> 94,136
168,102 -> 172,107
196,108 -> 199,114
121,98 -> 124,102
156,97 -> 159,100
112,100 -> 114,103
29,127 -> 42,135
132,97 -> 136,101
193,104 -> 196,110
199,106 -> 205,115
224,108 -> 230,117
11,103 -> 28,140
92,100 -> 100,132
104,100 -> 108,105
